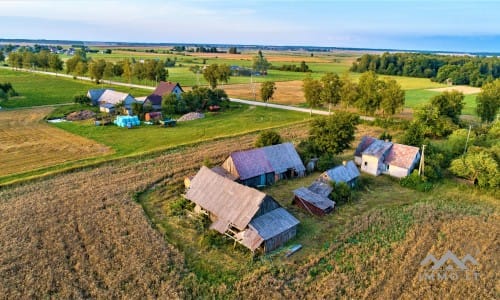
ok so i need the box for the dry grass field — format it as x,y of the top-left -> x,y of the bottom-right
427,85 -> 481,95
0,108 -> 111,177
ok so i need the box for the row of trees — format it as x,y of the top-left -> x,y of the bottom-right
160,86 -> 229,115
303,71 -> 405,116
351,52 -> 500,87
7,50 -> 63,73
270,61 -> 311,72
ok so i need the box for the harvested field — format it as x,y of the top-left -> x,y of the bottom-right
225,80 -> 305,105
427,85 -> 481,95
0,124 -> 308,298
0,108 -> 111,177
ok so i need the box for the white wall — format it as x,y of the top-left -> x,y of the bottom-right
360,155 -> 381,176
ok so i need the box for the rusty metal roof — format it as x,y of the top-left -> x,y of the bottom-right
385,143 -> 420,169
185,166 -> 266,231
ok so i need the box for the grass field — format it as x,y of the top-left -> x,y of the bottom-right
0,68 -> 151,108
0,107 -> 111,177
53,105 -> 308,157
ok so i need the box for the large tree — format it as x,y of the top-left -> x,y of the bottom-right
308,111 -> 360,155
121,59 -> 132,84
430,90 -> 464,124
260,81 -> 276,105
202,64 -> 231,89
476,79 -> 500,123
339,72 -> 359,109
48,53 -> 63,74
449,150 -> 499,188
379,78 -> 405,116
88,59 -> 106,84
252,50 -> 271,74
0,50 -> 5,62
303,75 -> 322,115
320,72 -> 342,112
356,71 -> 381,115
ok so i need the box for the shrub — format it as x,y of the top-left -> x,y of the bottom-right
74,94 -> 91,105
329,182 -> 352,205
399,171 -> 433,192
316,153 -> 338,172
255,130 -> 282,147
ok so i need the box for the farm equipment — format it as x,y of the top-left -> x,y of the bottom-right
161,118 -> 177,127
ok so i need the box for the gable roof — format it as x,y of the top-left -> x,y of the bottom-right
185,166 -> 266,231
384,143 -> 420,169
293,187 -> 335,211
87,89 -> 106,104
146,81 -> 183,106
229,143 -> 305,180
324,161 -> 360,183
362,139 -> 393,158
97,90 -> 134,105
354,136 -> 376,157
307,180 -> 333,197
248,207 -> 299,240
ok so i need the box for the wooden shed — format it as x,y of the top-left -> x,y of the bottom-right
222,143 -> 306,187
293,187 -> 335,216
185,166 -> 299,253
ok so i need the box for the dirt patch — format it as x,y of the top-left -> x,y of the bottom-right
427,85 -> 480,95
66,110 -> 96,121
177,112 -> 205,122
0,108 -> 111,177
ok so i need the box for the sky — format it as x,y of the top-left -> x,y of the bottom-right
1,0 -> 499,52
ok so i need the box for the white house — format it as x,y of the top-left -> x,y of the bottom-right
87,89 -> 137,115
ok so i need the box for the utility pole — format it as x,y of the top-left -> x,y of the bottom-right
419,144 -> 426,177
463,125 -> 472,157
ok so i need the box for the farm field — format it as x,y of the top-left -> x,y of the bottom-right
0,107 -> 111,177
1,122 -> 495,298
0,68 -> 151,108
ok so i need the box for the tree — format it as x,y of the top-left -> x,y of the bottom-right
0,50 -> 5,62
399,121 -> 425,147
308,111 -> 360,156
255,130 -> 282,147
379,78 -> 405,116
476,79 -> 500,122
320,72 -> 341,112
303,75 -> 322,115
162,93 -> 177,116
75,61 -> 88,77
217,64 -> 231,86
414,104 -> 457,137
133,62 -> 146,81
228,47 -> 238,54
202,64 -> 230,89
48,53 -> 63,73
260,81 -> 276,105
449,151 -> 499,188
66,55 -> 83,74
339,72 -> 358,109
88,59 -> 106,84
430,90 -> 464,124
121,59 -> 133,84
131,102 -> 143,117
103,61 -> 115,82
252,50 -> 271,74
356,71 -> 381,115
73,94 -> 91,105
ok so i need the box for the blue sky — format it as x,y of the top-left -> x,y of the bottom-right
1,0 -> 499,52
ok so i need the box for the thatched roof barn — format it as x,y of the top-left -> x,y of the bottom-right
185,166 -> 299,253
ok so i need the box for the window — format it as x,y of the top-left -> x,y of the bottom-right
364,162 -> 368,166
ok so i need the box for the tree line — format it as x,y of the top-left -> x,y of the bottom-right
270,61 -> 311,72
303,71 -> 405,116
350,52 -> 500,87
7,50 -> 63,73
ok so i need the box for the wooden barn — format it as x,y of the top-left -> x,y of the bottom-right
185,166 -> 299,253
293,187 -> 335,216
222,143 -> 306,187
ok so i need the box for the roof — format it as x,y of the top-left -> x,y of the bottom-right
146,82 -> 183,106
229,143 -> 305,180
307,180 -> 333,197
362,140 -> 393,158
97,90 -> 134,105
87,89 -> 106,102
185,166 -> 266,231
210,166 -> 238,181
354,136 -> 376,157
324,161 -> 360,183
248,207 -> 300,240
384,143 -> 420,169
293,187 -> 335,211
230,148 -> 274,180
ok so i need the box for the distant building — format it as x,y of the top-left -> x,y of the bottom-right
87,89 -> 137,115
185,166 -> 299,253
354,136 -> 420,178
222,143 -> 306,187
143,81 -> 184,111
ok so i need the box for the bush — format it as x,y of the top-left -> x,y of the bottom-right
255,130 -> 282,147
399,171 -> 433,192
74,94 -> 91,105
316,153 -> 338,172
379,131 -> 392,141
329,182 -> 352,205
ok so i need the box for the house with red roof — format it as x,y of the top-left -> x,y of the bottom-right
143,81 -> 184,111
354,136 -> 420,178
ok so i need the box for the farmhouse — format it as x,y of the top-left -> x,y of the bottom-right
185,166 -> 299,253
222,143 -> 306,187
354,136 -> 421,178
143,81 -> 184,111
87,89 -> 137,115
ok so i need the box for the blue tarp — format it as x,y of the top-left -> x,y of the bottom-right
114,115 -> 140,128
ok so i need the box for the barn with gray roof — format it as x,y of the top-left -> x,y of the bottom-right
185,166 -> 299,253
222,143 -> 306,187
